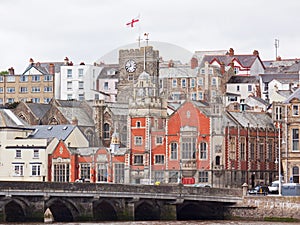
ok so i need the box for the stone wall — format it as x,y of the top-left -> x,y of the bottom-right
228,196 -> 300,220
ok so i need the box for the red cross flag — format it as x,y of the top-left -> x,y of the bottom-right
126,17 -> 140,27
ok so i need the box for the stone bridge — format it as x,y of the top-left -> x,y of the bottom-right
0,181 -> 243,222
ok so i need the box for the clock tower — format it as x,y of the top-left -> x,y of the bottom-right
117,46 -> 160,103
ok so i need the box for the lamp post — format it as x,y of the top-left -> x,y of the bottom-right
179,159 -> 183,184
278,123 -> 282,196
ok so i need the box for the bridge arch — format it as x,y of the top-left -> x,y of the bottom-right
93,199 -> 118,221
4,197 -> 30,222
135,200 -> 160,221
177,201 -> 227,220
45,197 -> 79,222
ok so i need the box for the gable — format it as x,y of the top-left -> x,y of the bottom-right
52,141 -> 71,158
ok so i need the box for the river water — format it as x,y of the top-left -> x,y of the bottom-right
5,221 -> 298,225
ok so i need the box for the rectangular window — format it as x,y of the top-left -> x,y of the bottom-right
78,94 -> 84,101
134,136 -> 142,146
236,85 -> 240,92
275,106 -> 282,120
7,87 -> 15,93
259,141 -> 264,161
191,93 -> 197,100
78,69 -> 84,78
198,78 -> 203,86
20,75 -> 28,82
32,98 -> 40,103
248,85 -> 252,92
32,75 -> 40,82
292,128 -> 299,151
67,94 -> 73,100
104,82 -> 109,90
172,79 -> 177,88
0,87 -> 3,93
211,78 -> 217,86
115,164 -> 124,183
7,76 -> 15,82
44,98 -> 51,103
267,139 -> 273,161
250,139 -> 255,160
31,164 -> 41,176
293,105 -> 299,116
200,142 -> 207,159
97,163 -> 108,182
199,171 -> 208,183
44,75 -> 52,81
44,86 -> 52,92
67,69 -> 72,78
53,163 -> 70,182
181,79 -> 186,88
190,78 -> 195,87
16,149 -> 21,158
80,163 -> 91,180
134,155 -> 143,165
240,137 -> 245,160
0,76 -> 3,82
234,67 -> 239,75
200,68 -> 205,74
198,92 -> 203,100
67,81 -> 72,91
79,81 -> 84,89
14,164 -> 24,176
170,142 -> 178,160
156,136 -> 163,145
31,87 -> 40,92
181,134 -> 196,159
20,87 -> 28,93
33,149 -> 39,158
7,98 -> 14,103
155,155 -> 164,164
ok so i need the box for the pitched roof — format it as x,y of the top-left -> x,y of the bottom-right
284,88 -> 300,103
29,125 -> 76,140
27,103 -> 51,119
57,106 -> 94,126
227,111 -> 274,129
0,109 -> 27,127
227,76 -> 260,84
260,73 -> 300,83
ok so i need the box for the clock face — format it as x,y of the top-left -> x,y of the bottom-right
125,59 -> 137,73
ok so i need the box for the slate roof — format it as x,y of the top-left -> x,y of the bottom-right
0,109 -> 27,127
284,88 -> 300,103
260,73 -> 299,83
106,103 -> 129,116
227,111 -> 274,129
199,54 -> 260,69
248,96 -> 269,106
22,62 -> 65,75
97,65 -> 119,79
57,106 -> 94,126
159,67 -> 196,78
29,125 -> 76,140
27,103 -> 51,119
227,76 -> 260,84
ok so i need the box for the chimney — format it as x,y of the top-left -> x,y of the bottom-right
71,116 -> 78,125
253,50 -> 259,56
228,48 -> 234,57
220,62 -> 225,75
168,60 -> 174,68
64,57 -> 69,65
276,56 -> 282,61
191,57 -> 198,69
49,63 -> 55,75
29,58 -> 34,64
8,67 -> 14,75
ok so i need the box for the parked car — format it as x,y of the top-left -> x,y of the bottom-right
268,180 -> 281,194
75,178 -> 91,183
248,185 -> 269,195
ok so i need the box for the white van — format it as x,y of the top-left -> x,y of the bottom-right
268,180 -> 280,194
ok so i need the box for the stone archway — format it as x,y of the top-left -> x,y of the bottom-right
45,198 -> 79,222
134,200 -> 160,221
4,198 -> 30,222
93,199 -> 118,221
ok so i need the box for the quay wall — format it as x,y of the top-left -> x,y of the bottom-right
228,196 -> 300,221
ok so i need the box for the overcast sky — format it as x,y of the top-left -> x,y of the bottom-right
1,0 -> 300,73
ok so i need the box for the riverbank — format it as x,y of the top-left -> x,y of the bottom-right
227,196 -> 300,222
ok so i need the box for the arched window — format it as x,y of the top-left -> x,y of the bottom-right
200,142 -> 207,159
292,166 -> 299,183
103,123 -> 110,139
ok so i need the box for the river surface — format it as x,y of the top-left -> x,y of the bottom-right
3,221 -> 298,225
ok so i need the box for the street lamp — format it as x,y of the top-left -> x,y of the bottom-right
179,159 -> 183,184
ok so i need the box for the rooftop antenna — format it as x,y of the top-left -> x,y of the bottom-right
275,39 -> 279,59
